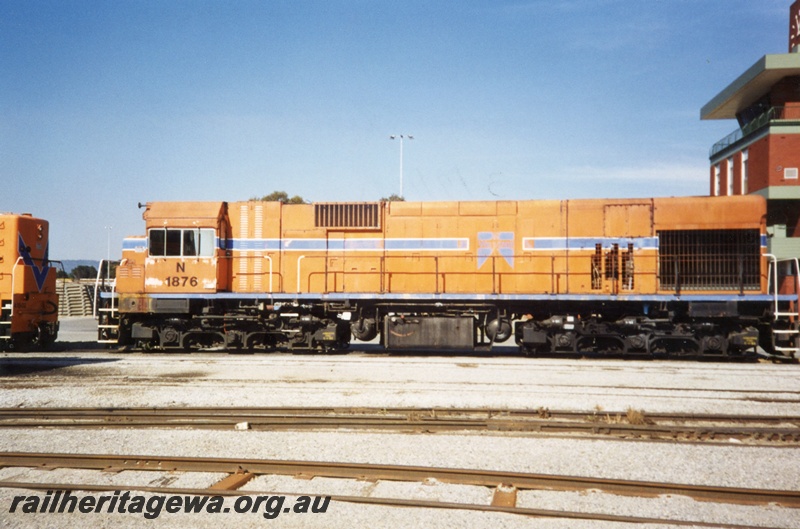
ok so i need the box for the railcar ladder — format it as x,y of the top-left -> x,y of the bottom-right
94,260 -> 119,344
0,299 -> 12,342
767,255 -> 800,358
96,293 -> 119,344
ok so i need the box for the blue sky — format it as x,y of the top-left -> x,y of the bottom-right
0,0 -> 792,259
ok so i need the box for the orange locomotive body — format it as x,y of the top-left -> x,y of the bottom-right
100,195 -> 798,357
0,213 -> 59,349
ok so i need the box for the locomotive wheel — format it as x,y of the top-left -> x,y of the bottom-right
352,318 -> 378,342
700,335 -> 728,356
486,318 -> 512,343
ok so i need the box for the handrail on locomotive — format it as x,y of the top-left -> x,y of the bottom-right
766,255 -> 800,310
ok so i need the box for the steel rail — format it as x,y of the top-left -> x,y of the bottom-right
1,407 -> 798,442
1,452 -> 798,508
1,416 -> 798,442
0,479 -> 765,529
2,406 -> 799,423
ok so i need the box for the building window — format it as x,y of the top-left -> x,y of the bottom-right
713,164 -> 721,196
785,167 -> 799,180
727,157 -> 734,195
741,149 -> 748,194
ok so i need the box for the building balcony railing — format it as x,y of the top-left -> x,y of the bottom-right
710,105 -> 800,157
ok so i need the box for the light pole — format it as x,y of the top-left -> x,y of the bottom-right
389,134 -> 413,198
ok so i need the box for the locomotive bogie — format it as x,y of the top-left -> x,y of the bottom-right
111,296 -> 353,352
513,306 -> 763,357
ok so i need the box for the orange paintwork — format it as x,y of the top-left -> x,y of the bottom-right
143,202 -> 226,228
143,202 -> 227,294
227,201 -> 282,293
115,236 -> 146,299
116,195 -> 768,300
652,195 -> 765,230
0,213 -> 58,334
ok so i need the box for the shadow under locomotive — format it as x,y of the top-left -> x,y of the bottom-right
0,356 -> 119,376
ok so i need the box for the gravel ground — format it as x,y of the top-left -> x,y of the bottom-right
1,429 -> 799,489
2,352 -> 798,415
0,318 -> 798,528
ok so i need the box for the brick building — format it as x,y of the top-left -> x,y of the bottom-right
701,0 -> 800,263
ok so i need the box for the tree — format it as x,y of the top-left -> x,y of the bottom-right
70,265 -> 98,280
255,191 -> 306,204
381,194 -> 405,202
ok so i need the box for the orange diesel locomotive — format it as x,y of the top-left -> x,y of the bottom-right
98,195 -> 799,357
0,212 -> 59,349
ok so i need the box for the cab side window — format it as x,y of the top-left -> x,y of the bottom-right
149,228 -> 216,257
198,229 -> 215,257
183,230 -> 197,256
166,230 -> 182,256
149,229 -> 166,256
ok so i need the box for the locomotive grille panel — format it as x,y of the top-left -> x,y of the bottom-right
117,265 -> 142,278
315,203 -> 380,229
657,229 -> 761,291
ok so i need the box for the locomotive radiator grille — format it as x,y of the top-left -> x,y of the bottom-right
315,203 -> 380,229
657,229 -> 761,291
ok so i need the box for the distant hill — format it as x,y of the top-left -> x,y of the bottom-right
58,260 -> 100,274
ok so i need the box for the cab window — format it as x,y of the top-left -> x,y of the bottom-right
183,230 -> 197,256
198,229 -> 215,256
149,228 -> 216,257
149,229 -> 165,256
166,230 -> 182,256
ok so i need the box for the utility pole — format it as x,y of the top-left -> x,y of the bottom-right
389,134 -> 413,198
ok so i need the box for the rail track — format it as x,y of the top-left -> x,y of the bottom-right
1,451 -> 798,527
1,406 -> 799,444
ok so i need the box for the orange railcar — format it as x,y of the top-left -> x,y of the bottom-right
0,213 -> 59,349
100,195 -> 799,357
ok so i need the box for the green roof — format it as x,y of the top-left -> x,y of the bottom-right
701,53 -> 800,120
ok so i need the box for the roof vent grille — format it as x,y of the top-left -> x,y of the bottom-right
315,203 -> 380,229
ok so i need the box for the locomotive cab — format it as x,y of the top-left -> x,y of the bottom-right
142,202 -> 229,294
107,202 -> 233,349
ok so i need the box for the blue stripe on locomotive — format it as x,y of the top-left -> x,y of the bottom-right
125,234 -> 768,253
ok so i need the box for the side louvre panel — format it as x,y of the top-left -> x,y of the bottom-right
315,203 -> 380,229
